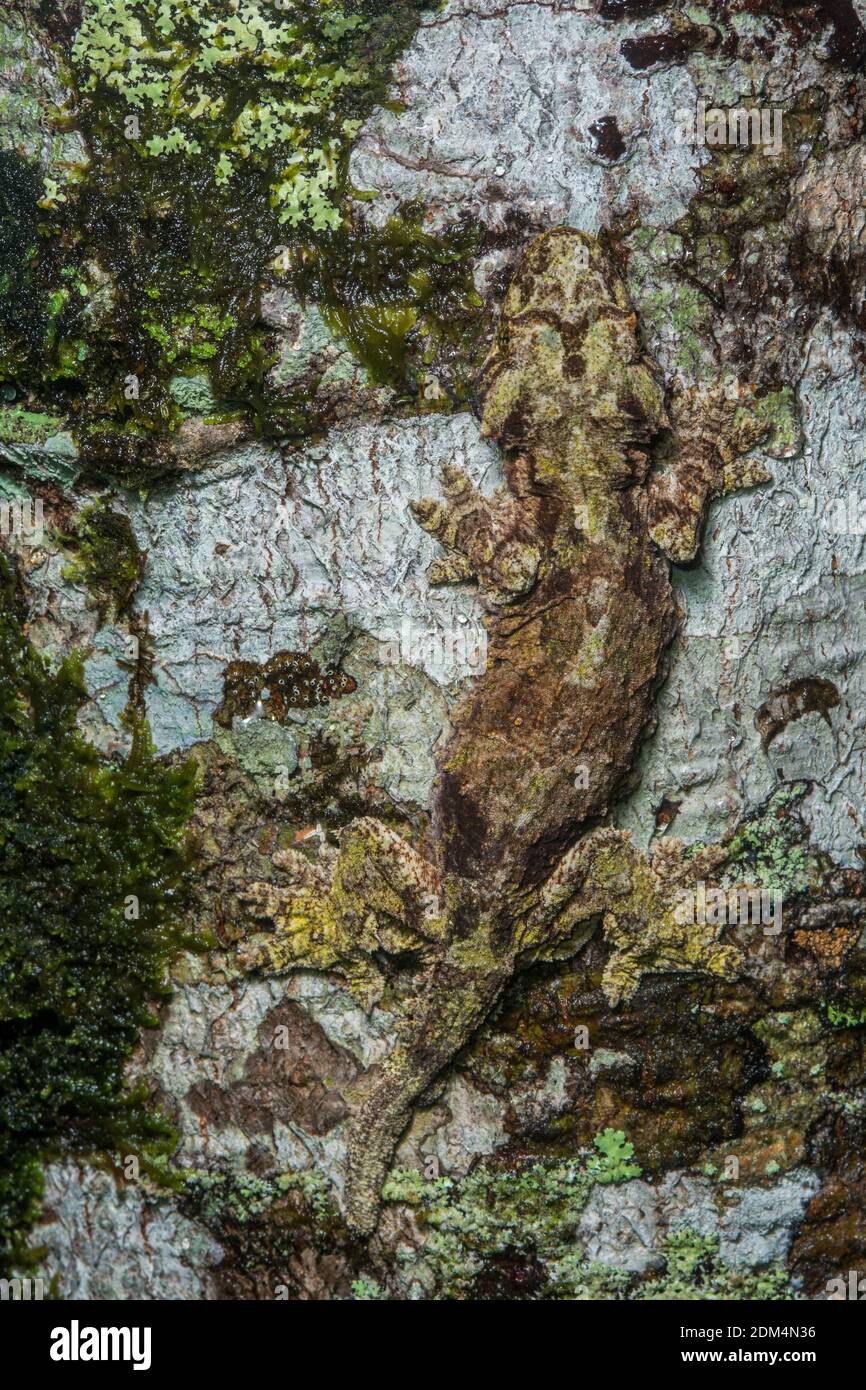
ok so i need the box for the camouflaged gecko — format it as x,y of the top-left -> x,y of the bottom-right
241,227 -> 796,1235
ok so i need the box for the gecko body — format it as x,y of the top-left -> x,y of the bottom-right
242,228 -> 790,1235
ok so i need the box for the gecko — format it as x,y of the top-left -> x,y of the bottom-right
240,227 -> 794,1236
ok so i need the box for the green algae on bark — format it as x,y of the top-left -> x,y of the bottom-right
0,553 -> 198,1274
62,494 -> 146,622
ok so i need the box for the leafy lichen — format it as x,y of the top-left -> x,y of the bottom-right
587,1127 -> 642,1184
637,1230 -> 793,1301
723,784 -> 816,898
70,0 -> 423,232
381,1159 -> 596,1299
379,1154 -> 794,1300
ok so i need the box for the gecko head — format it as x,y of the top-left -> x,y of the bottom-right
478,227 -> 666,481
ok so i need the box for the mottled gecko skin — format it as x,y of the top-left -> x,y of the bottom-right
242,228 -> 788,1236
342,227 -> 770,1237
416,228 -> 677,894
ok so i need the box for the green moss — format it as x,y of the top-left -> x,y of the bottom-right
0,407 -> 64,445
8,1 -> 442,475
285,204 -> 484,397
0,553 -> 198,1274
0,151 -> 49,384
62,496 -> 146,622
15,5 -> 483,472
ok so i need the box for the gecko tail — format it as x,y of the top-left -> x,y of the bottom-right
344,956 -> 511,1236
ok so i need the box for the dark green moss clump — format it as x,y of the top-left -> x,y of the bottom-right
0,151 -> 49,381
62,496 -> 146,622
287,205 -> 484,398
0,555 -> 198,1274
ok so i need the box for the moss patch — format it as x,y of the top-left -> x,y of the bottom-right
71,0 -> 426,234
62,495 -> 146,621
285,203 -> 484,398
0,553 -> 197,1274
0,406 -> 65,445
0,150 -> 50,384
4,1 -> 435,476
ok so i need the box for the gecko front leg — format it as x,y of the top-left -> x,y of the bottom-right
410,458 -> 542,605
648,381 -> 800,562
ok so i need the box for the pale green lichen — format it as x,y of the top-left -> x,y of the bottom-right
636,1231 -> 793,1301
186,1166 -> 335,1225
379,1159 -> 793,1300
587,1128 -> 642,1184
381,1159 -> 596,1298
824,1001 -> 866,1029
350,1276 -> 389,1300
627,229 -> 714,382
722,785 -> 815,898
71,0 -> 390,230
